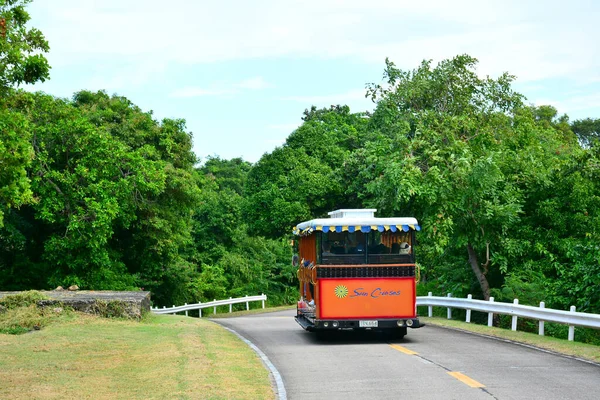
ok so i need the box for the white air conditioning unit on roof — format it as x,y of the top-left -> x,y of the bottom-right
327,209 -> 377,219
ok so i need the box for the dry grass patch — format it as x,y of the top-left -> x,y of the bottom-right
0,313 -> 274,399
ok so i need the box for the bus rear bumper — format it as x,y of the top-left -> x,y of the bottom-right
295,315 -> 422,331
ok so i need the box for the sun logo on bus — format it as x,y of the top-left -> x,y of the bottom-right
334,285 -> 349,298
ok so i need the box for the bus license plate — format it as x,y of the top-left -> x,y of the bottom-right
359,320 -> 378,328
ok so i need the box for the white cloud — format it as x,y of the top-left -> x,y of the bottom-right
169,77 -> 271,98
263,138 -> 287,146
25,0 -> 599,164
280,89 -> 373,113
282,89 -> 367,104
237,77 -> 271,90
30,0 -> 599,85
268,123 -> 301,131
534,92 -> 600,115
169,87 -> 236,98
87,60 -> 168,91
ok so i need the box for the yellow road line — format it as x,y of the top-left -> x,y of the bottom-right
448,371 -> 485,388
389,344 -> 418,355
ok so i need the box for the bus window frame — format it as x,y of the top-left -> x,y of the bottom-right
318,230 -> 415,265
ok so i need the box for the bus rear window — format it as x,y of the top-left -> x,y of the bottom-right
319,231 -> 413,264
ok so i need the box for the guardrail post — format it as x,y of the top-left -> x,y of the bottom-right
246,295 -> 249,311
262,293 -> 265,309
428,292 -> 433,317
466,294 -> 472,323
172,305 -> 176,315
214,299 -> 216,315
199,306 -> 202,318
229,297 -> 233,313
568,306 -> 576,341
184,303 -> 188,317
539,302 -> 545,336
488,297 -> 494,327
511,299 -> 519,331
447,293 -> 452,319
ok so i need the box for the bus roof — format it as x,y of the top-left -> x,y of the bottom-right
293,209 -> 420,236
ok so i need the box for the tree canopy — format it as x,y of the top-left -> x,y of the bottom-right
572,118 -> 600,148
0,91 -> 197,302
0,0 -> 50,228
357,55 -> 579,300
0,0 -> 50,93
244,105 -> 368,237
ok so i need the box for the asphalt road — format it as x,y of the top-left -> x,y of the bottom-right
213,309 -> 600,400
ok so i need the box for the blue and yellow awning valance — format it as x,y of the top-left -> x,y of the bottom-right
293,224 -> 420,236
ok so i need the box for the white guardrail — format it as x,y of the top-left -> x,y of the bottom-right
416,292 -> 600,341
151,294 -> 267,317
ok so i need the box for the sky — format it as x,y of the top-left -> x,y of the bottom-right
25,0 -> 600,163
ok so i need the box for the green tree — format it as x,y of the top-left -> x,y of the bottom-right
0,0 -> 50,227
191,160 -> 295,305
0,91 -> 201,307
572,118 -> 600,148
71,91 -> 200,305
0,103 -> 33,228
192,172 -> 243,265
245,105 -> 368,237
200,156 -> 252,195
513,144 -> 600,312
362,55 -> 577,300
0,0 -> 50,93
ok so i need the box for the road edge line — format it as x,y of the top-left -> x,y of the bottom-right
220,325 -> 287,400
427,323 -> 600,368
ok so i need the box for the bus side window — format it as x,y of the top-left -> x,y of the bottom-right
322,242 -> 333,256
291,239 -> 299,266
368,231 -> 390,254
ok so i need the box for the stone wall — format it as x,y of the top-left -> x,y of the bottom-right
0,291 -> 151,319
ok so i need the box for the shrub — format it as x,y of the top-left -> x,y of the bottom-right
0,291 -> 71,335
0,290 -> 49,309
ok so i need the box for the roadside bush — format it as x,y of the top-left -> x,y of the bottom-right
0,291 -> 72,334
0,304 -> 51,334
0,290 -> 49,309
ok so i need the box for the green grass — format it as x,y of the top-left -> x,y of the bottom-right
421,316 -> 600,364
0,313 -> 275,399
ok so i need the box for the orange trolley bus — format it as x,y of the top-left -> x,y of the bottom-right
293,209 -> 422,338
